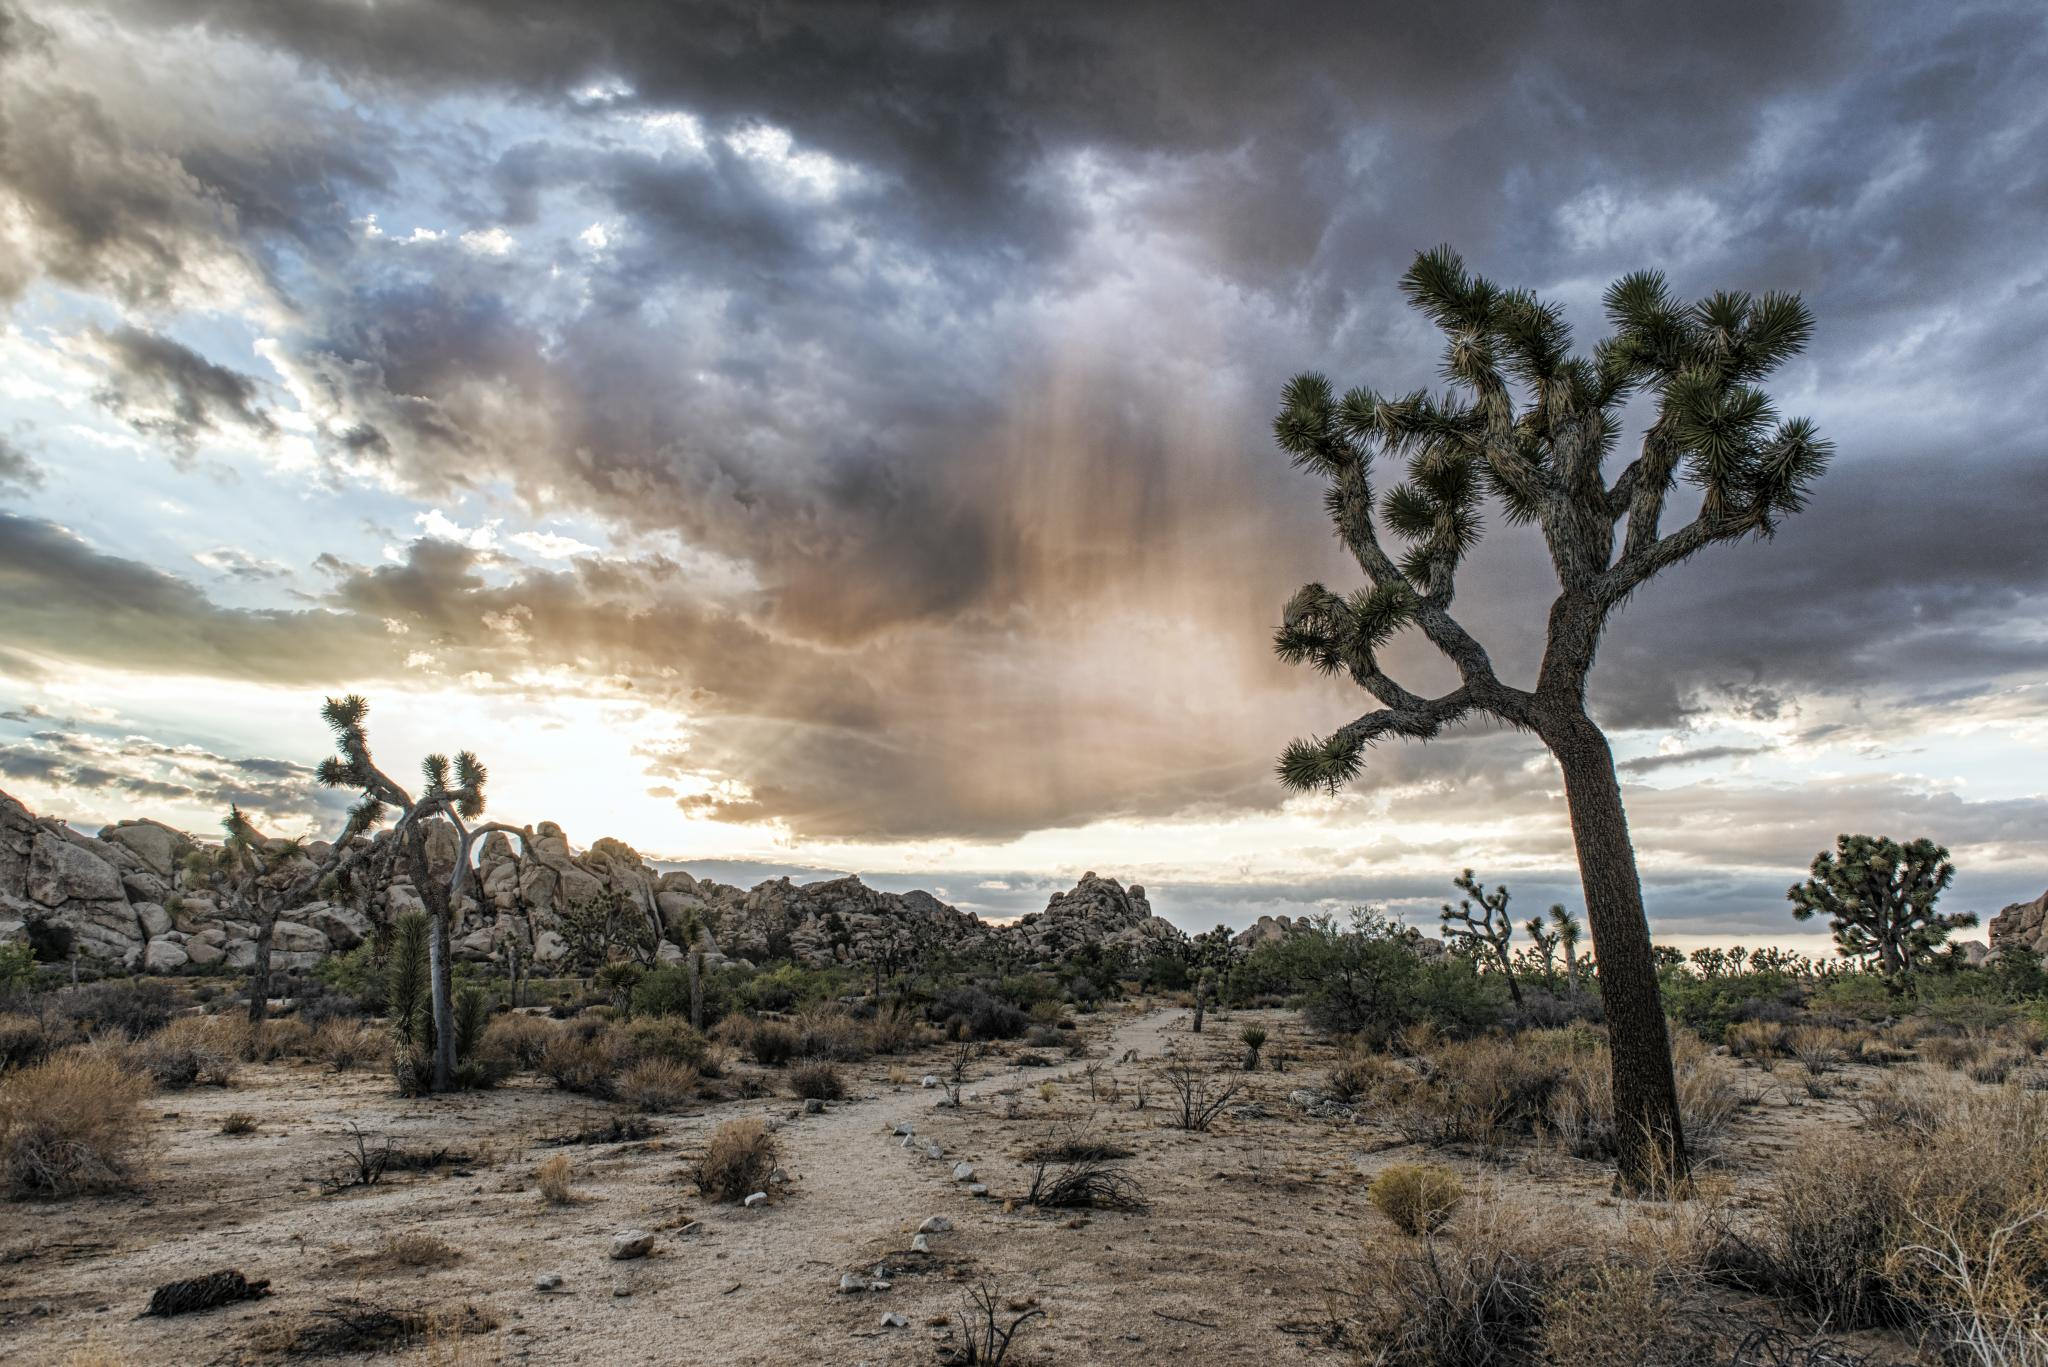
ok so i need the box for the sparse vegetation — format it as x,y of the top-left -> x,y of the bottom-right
692,1116 -> 778,1202
534,1154 -> 576,1205
788,1060 -> 843,1101
1368,1162 -> 1464,1236
0,1052 -> 150,1197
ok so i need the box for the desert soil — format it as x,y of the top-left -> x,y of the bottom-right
0,1004 -> 1920,1366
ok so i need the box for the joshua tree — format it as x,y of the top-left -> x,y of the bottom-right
1549,904 -> 1584,993
1787,835 -> 1973,982
1271,247 -> 1831,1188
314,694 -> 531,1092
185,808 -> 305,1026
1522,914 -> 1560,991
1440,870 -> 1522,1006
1191,968 -> 1216,1033
1239,1024 -> 1268,1071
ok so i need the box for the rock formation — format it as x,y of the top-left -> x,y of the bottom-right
1988,888 -> 2048,957
0,789 -> 1190,976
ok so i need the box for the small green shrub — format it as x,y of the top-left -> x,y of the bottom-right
1368,1162 -> 1464,1236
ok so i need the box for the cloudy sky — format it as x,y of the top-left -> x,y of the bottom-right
1,1 -> 2043,948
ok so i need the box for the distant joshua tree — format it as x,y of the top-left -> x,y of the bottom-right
1271,247 -> 1831,1189
315,694 -> 531,1093
1440,870 -> 1522,1005
1787,834 -> 1973,982
1549,904 -> 1584,993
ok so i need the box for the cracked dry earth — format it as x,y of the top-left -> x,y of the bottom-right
2,1004 -> 1923,1366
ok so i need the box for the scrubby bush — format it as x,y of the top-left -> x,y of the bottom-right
929,986 -> 1029,1041
540,1031 -> 618,1097
1368,1162 -> 1463,1235
535,1154 -> 575,1205
616,1059 -> 698,1113
479,1012 -> 557,1070
1,1052 -> 150,1197
789,1061 -> 843,1101
245,1017 -> 313,1062
746,1020 -> 798,1066
0,1013 -> 53,1071
693,1116 -> 778,1202
1244,909 -> 1501,1044
53,979 -> 174,1039
863,1005 -> 921,1056
132,1016 -> 240,1089
313,1017 -> 384,1072
616,1016 -> 708,1068
793,1006 -> 868,1061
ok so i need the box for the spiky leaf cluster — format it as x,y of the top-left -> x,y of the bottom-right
1271,246 -> 1831,796
1787,835 -> 1975,976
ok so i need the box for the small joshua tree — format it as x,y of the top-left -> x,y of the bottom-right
1240,1024 -> 1268,1071
1191,968 -> 1216,1033
314,695 -> 532,1093
1549,904 -> 1584,993
1522,914 -> 1560,991
1271,248 -> 1832,1187
1440,870 -> 1522,1005
1787,835 -> 1973,983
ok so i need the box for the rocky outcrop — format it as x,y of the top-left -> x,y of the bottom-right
1234,913 -> 1310,949
0,787 -> 1190,976
1989,889 -> 2048,957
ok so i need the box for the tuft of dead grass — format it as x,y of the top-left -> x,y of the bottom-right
692,1116 -> 778,1202
1368,1162 -> 1464,1236
616,1058 -> 698,1113
1,1052 -> 150,1198
534,1154 -> 576,1205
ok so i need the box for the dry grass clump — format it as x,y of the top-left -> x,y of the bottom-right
1,1052 -> 151,1197
534,1154 -> 576,1205
1545,1030 -> 1744,1162
616,1058 -> 698,1113
789,1061 -> 843,1101
1788,1025 -> 1847,1077
1717,1079 -> 2048,1355
539,1030 -> 617,1098
219,1112 -> 258,1135
478,1012 -> 558,1071
131,1015 -> 240,1089
313,1017 -> 384,1072
1368,1162 -> 1464,1236
244,1018 -> 313,1061
1921,1033 -> 1985,1071
1725,1019 -> 1791,1064
615,1016 -> 707,1068
692,1116 -> 778,1202
0,1013 -> 53,1071
864,1006 -> 922,1056
1326,1047 -> 1407,1105
792,1007 -> 868,1061
744,1021 -> 798,1067
379,1231 -> 463,1268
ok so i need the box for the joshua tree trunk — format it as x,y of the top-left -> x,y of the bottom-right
1545,711 -> 1686,1190
689,950 -> 704,1031
398,822 -> 456,1092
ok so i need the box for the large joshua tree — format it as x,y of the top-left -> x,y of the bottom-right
315,695 -> 531,1092
1271,247 -> 1831,1189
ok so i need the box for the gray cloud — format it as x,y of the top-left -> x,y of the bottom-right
83,325 -> 274,452
0,433 -> 42,493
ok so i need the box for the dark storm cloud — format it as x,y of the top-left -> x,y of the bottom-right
1615,746 -> 1772,776
84,326 -> 275,452
0,434 -> 42,492
3,0 -> 2045,847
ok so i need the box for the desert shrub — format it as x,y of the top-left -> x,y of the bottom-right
1718,1081 -> 2048,1349
540,1030 -> 617,1098
1024,1024 -> 1063,1050
1254,911 -> 1502,1043
863,1006 -> 920,1055
1659,969 -> 1805,1042
1,1052 -> 150,1196
313,1018 -> 384,1072
1545,1029 -> 1743,1162
1969,1050 -> 2022,1085
219,1112 -> 257,1135
1363,1035 -> 1568,1149
380,1231 -> 462,1267
534,1154 -> 575,1205
245,1017 -> 313,1062
132,1015 -> 241,1089
697,1042 -> 734,1080
54,978 -> 173,1039
1725,1019 -> 1791,1062
746,1020 -> 798,1067
1537,1260 -> 1690,1367
1807,972 -> 1898,1023
792,1006 -> 868,1061
1368,1162 -> 1464,1235
1326,1047 -> 1404,1104
479,1012 -> 558,1070
1787,1025 -> 1847,1077
692,1116 -> 778,1202
615,1016 -> 708,1068
616,1059 -> 699,1113
0,1013 -> 53,1071
929,986 -> 1029,1041
1341,1214 -> 1550,1364
789,1061 -> 843,1101
1922,1033 -> 1985,1070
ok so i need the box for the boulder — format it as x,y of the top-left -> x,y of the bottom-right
609,1230 -> 655,1260
299,902 -> 371,952
99,819 -> 194,878
134,901 -> 173,938
1988,889 -> 2048,957
27,830 -> 127,906
144,939 -> 190,972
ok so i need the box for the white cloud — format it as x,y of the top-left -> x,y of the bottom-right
459,226 -> 516,256
578,222 -> 612,251
416,508 -> 499,549
509,529 -> 598,559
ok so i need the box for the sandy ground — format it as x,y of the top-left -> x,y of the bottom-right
0,1004 -> 1929,1366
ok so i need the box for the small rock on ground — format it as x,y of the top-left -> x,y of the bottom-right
952,1162 -> 975,1182
881,1312 -> 909,1328
918,1216 -> 952,1234
534,1273 -> 563,1291
610,1230 -> 655,1260
743,1191 -> 768,1207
